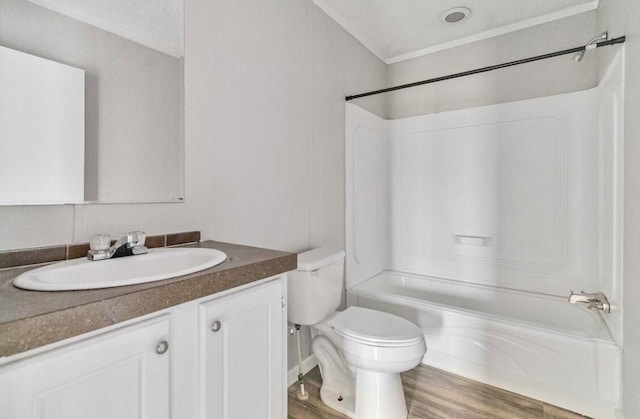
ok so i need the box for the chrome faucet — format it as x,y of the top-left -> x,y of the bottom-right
87,231 -> 148,261
568,291 -> 610,313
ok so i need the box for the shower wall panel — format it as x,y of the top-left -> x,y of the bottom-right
596,49 -> 624,345
347,67 -> 623,300
345,103 -> 390,289
389,91 -> 600,296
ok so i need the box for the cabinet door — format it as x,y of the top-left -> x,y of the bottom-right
0,316 -> 170,419
200,280 -> 284,419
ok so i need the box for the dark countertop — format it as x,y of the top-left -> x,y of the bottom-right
0,240 -> 296,358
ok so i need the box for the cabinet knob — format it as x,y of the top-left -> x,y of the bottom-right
155,340 -> 169,355
211,320 -> 222,332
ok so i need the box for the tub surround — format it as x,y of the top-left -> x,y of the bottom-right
344,62 -> 625,417
0,239 -> 296,357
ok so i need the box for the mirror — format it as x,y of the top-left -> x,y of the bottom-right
0,0 -> 184,204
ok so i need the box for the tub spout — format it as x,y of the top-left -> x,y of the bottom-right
568,291 -> 610,313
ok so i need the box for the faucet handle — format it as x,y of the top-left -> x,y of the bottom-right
127,231 -> 146,246
90,234 -> 111,252
126,231 -> 148,256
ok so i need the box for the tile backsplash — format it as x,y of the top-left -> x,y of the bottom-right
0,231 -> 201,270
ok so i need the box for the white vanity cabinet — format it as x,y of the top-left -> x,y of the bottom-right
200,279 -> 285,419
0,275 -> 287,419
0,315 -> 171,419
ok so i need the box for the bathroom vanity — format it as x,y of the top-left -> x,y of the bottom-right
0,240 -> 296,419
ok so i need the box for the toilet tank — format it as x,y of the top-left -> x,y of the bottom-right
288,247 -> 345,326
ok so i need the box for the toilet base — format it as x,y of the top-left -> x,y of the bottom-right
355,370 -> 407,419
313,335 -> 356,417
310,311 -> 423,418
320,387 -> 356,418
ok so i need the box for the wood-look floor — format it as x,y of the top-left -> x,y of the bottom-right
288,365 -> 588,419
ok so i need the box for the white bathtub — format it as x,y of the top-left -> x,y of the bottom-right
347,271 -> 620,419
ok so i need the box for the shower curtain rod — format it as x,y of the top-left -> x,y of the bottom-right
345,36 -> 626,101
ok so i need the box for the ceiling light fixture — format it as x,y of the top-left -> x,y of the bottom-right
441,7 -> 471,24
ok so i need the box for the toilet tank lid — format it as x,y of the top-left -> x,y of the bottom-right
297,247 -> 345,271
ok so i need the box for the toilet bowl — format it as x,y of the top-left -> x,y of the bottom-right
311,307 -> 426,418
288,247 -> 426,419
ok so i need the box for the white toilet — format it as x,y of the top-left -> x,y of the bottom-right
288,247 -> 426,419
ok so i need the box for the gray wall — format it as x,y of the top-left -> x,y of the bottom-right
597,1 -> 640,417
0,0 -> 183,202
185,0 -> 385,254
386,12 -> 597,119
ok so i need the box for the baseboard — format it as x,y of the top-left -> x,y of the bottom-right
287,354 -> 318,387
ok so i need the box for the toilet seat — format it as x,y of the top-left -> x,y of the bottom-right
329,306 -> 423,347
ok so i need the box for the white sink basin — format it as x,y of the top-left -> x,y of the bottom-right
13,247 -> 227,291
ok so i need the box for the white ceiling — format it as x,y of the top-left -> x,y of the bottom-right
25,0 -> 184,57
312,0 -> 599,64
